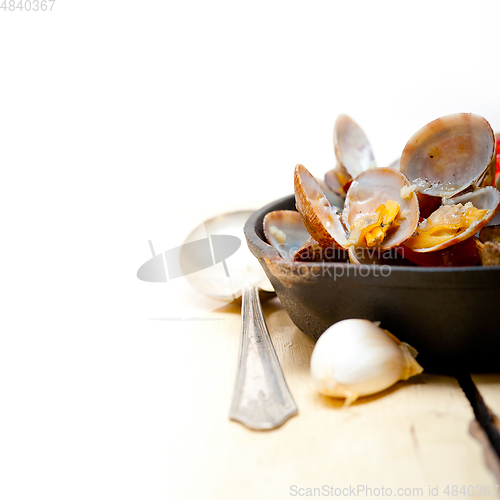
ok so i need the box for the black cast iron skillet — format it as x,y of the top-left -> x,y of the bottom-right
244,194 -> 500,372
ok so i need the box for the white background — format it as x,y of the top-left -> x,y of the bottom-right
1,1 -> 499,498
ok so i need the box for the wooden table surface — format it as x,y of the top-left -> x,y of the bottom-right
165,296 -> 500,499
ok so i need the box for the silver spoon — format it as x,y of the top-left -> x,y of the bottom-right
180,210 -> 298,430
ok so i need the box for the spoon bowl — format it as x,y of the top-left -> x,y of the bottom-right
181,211 -> 273,301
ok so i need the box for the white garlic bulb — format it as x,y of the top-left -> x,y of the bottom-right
310,319 -> 423,406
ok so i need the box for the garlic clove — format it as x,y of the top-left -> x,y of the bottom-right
310,319 -> 423,407
383,330 -> 424,381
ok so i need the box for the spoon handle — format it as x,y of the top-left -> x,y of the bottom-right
229,286 -> 298,430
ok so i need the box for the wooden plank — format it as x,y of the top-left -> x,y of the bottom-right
165,298 -> 496,499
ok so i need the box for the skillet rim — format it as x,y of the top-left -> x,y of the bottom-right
244,194 -> 500,275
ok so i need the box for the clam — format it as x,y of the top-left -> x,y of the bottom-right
295,164 -> 419,252
294,164 -> 350,248
481,131 -> 499,188
325,115 -> 376,196
295,237 -> 349,263
263,210 -> 311,261
334,114 -> 377,178
399,113 -> 496,199
487,205 -> 500,226
404,187 -> 500,253
479,225 -> 500,245
264,207 -> 348,263
475,224 -> 500,266
342,168 -> 419,250
324,169 -> 350,198
317,178 -> 345,210
475,240 -> 500,266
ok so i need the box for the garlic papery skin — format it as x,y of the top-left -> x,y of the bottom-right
310,319 -> 423,406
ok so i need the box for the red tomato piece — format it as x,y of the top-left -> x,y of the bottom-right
496,136 -> 500,183
398,237 -> 480,267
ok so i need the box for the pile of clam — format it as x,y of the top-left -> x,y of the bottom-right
264,113 -> 500,267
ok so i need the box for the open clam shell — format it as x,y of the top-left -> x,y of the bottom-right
263,210 -> 311,261
325,115 -> 376,197
334,114 -> 376,179
317,178 -> 345,210
405,187 -> 500,253
342,168 -> 419,250
475,239 -> 500,266
479,225 -> 500,245
294,164 -> 349,248
444,187 -> 500,230
476,224 -> 500,266
324,169 -> 350,198
400,113 -> 496,199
